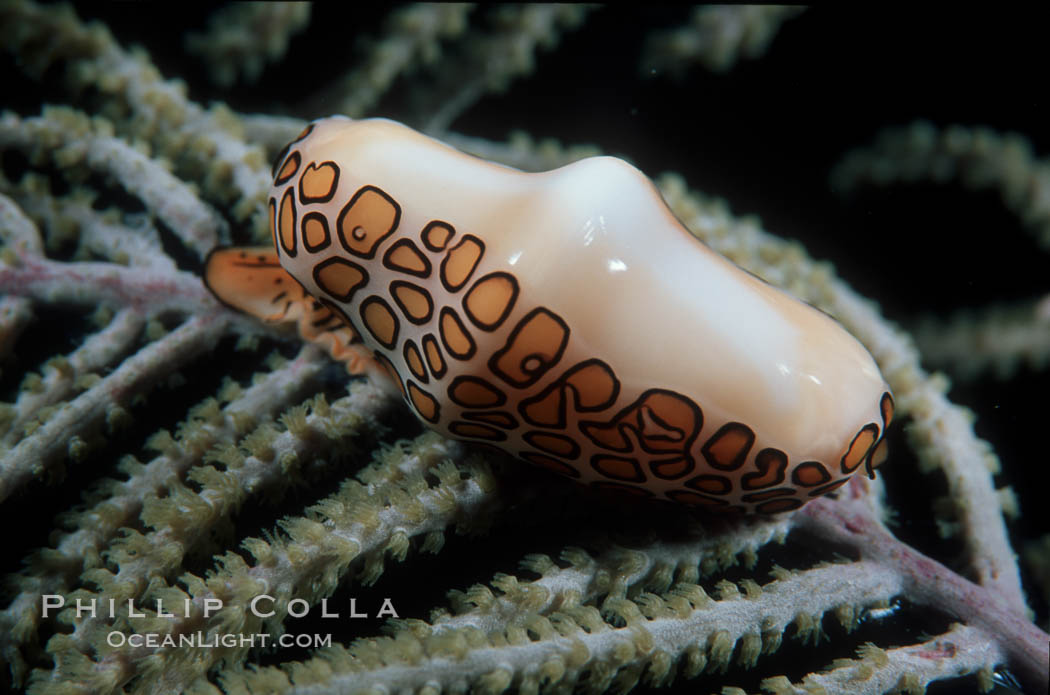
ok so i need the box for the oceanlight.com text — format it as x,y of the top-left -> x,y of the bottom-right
106,631 -> 333,650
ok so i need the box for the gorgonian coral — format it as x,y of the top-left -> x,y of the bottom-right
0,4 -> 1046,695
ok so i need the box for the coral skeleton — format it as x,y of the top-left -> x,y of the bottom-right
833,122 -> 1050,383
185,3 -> 313,89
0,3 -> 1047,695
640,6 -> 805,77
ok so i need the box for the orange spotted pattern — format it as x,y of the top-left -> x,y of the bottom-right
202,246 -> 371,374
204,121 -> 895,514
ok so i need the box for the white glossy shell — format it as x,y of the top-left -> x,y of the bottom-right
264,116 -> 893,513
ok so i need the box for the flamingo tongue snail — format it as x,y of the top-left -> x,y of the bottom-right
204,116 -> 893,514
